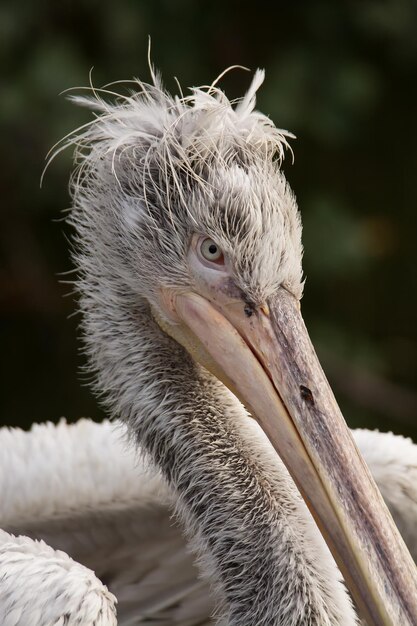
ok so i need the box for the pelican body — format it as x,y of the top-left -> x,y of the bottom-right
1,420 -> 417,625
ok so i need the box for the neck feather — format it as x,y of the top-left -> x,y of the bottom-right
81,280 -> 358,626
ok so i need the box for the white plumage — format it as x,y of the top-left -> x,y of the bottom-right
0,419 -> 212,625
0,530 -> 117,626
1,420 -> 416,624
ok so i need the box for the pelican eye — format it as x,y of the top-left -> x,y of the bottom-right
199,238 -> 225,265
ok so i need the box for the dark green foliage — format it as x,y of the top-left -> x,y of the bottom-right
1,0 -> 416,437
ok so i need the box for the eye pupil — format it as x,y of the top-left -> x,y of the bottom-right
208,244 -> 217,255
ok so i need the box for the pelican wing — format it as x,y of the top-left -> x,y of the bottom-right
352,428 -> 417,563
0,419 -> 213,625
0,419 -> 415,626
0,529 -> 118,626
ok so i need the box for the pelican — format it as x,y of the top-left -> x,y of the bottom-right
1,68 -> 416,626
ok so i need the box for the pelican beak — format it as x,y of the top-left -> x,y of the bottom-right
170,287 -> 417,626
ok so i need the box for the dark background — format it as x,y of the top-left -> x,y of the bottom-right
1,1 -> 416,439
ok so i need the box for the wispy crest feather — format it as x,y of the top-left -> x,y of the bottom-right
49,68 -> 293,208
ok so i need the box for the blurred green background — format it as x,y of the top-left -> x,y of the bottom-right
1,0 -> 416,438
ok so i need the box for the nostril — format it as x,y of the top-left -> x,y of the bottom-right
300,385 -> 315,405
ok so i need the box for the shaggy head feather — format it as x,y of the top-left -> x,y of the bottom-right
62,69 -> 303,313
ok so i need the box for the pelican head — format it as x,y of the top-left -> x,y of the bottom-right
65,69 -> 417,625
